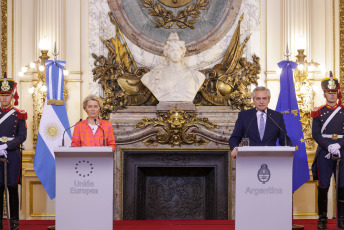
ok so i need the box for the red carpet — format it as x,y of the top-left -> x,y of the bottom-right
0,219 -> 340,230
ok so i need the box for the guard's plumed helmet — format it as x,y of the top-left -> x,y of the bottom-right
321,71 -> 342,104
0,72 -> 19,106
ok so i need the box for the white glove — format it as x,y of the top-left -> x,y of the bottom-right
325,149 -> 342,159
0,144 -> 7,151
333,149 -> 341,158
0,150 -> 7,158
328,143 -> 341,153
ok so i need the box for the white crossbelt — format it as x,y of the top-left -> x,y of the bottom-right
322,134 -> 344,139
321,107 -> 341,134
0,109 -> 15,125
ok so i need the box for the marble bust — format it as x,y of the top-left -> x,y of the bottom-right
141,33 -> 205,102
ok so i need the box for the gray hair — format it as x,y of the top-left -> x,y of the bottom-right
82,94 -> 103,110
252,86 -> 271,99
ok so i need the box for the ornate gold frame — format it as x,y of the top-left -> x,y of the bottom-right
340,0 -> 344,99
1,0 -> 7,74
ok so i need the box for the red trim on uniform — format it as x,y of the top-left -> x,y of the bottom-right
0,106 -> 13,112
311,105 -> 325,118
326,104 -> 338,110
14,107 -> 27,120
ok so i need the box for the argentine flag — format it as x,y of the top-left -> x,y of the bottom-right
34,60 -> 71,200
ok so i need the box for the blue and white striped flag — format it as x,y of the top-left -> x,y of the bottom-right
34,60 -> 71,199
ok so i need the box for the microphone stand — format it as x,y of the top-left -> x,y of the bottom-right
61,119 -> 82,146
94,119 -> 105,146
263,111 -> 289,147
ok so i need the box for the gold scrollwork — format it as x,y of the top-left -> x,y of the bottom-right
294,49 -> 317,151
340,0 -> 344,103
92,13 -> 260,120
195,14 -> 260,109
92,13 -> 155,120
140,0 -> 209,29
1,0 -> 7,74
134,108 -> 219,146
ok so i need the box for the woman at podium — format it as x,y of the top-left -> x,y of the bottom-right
71,94 -> 116,151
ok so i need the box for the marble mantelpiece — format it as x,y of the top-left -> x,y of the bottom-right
110,106 -> 239,220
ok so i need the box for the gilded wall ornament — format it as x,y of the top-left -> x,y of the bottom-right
294,50 -> 317,151
140,0 -> 209,29
195,14 -> 260,109
92,13 -> 260,120
108,0 -> 242,55
134,108 -> 219,146
1,0 -> 8,74
340,0 -> 344,102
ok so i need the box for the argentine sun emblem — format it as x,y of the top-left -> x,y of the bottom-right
43,123 -> 62,141
257,164 -> 271,184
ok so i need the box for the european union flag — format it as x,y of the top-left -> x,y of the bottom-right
276,60 -> 310,192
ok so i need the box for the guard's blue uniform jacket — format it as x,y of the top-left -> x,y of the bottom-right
0,106 -> 27,186
312,104 -> 344,188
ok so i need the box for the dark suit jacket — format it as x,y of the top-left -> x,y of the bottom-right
229,108 -> 292,150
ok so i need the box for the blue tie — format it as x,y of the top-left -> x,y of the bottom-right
259,113 -> 265,140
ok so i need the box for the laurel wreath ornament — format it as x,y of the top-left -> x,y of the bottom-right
140,0 -> 209,29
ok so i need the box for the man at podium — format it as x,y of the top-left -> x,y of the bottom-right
311,73 -> 344,229
229,86 -> 291,158
71,94 -> 116,151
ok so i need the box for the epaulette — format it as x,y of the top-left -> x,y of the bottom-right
311,105 -> 325,118
14,107 -> 27,120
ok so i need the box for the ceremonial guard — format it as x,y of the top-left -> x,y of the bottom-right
311,72 -> 344,229
0,73 -> 27,230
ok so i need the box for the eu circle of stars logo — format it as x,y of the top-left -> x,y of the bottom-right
75,160 -> 94,177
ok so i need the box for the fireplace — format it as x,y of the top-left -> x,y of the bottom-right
111,106 -> 235,220
123,150 -> 229,220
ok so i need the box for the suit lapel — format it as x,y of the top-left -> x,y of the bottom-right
250,109 -> 260,140
262,109 -> 273,142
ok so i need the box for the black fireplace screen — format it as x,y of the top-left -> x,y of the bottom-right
123,150 -> 229,220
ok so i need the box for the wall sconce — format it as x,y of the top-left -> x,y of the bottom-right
18,39 -> 68,148
294,48 -> 318,151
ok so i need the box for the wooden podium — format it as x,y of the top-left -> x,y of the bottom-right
235,146 -> 295,230
55,146 -> 113,230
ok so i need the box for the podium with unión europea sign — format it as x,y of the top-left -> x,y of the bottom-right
55,146 -> 113,230
235,146 -> 295,230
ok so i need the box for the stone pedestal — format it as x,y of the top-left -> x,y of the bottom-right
110,106 -> 239,220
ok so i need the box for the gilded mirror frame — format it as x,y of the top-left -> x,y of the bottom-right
341,0 -> 344,99
0,0 -> 7,75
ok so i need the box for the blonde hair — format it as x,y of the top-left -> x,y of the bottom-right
82,94 -> 103,110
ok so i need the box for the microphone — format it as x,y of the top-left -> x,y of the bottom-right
62,119 -> 82,146
242,110 -> 258,146
94,119 -> 105,146
262,110 -> 289,147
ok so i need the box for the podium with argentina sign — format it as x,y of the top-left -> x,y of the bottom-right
55,146 -> 113,230
235,146 -> 295,230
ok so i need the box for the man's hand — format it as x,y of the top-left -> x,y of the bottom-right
231,148 -> 238,159
0,150 -> 7,158
0,144 -> 7,151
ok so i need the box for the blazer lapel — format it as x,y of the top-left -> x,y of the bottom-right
250,109 -> 260,140
262,109 -> 273,142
